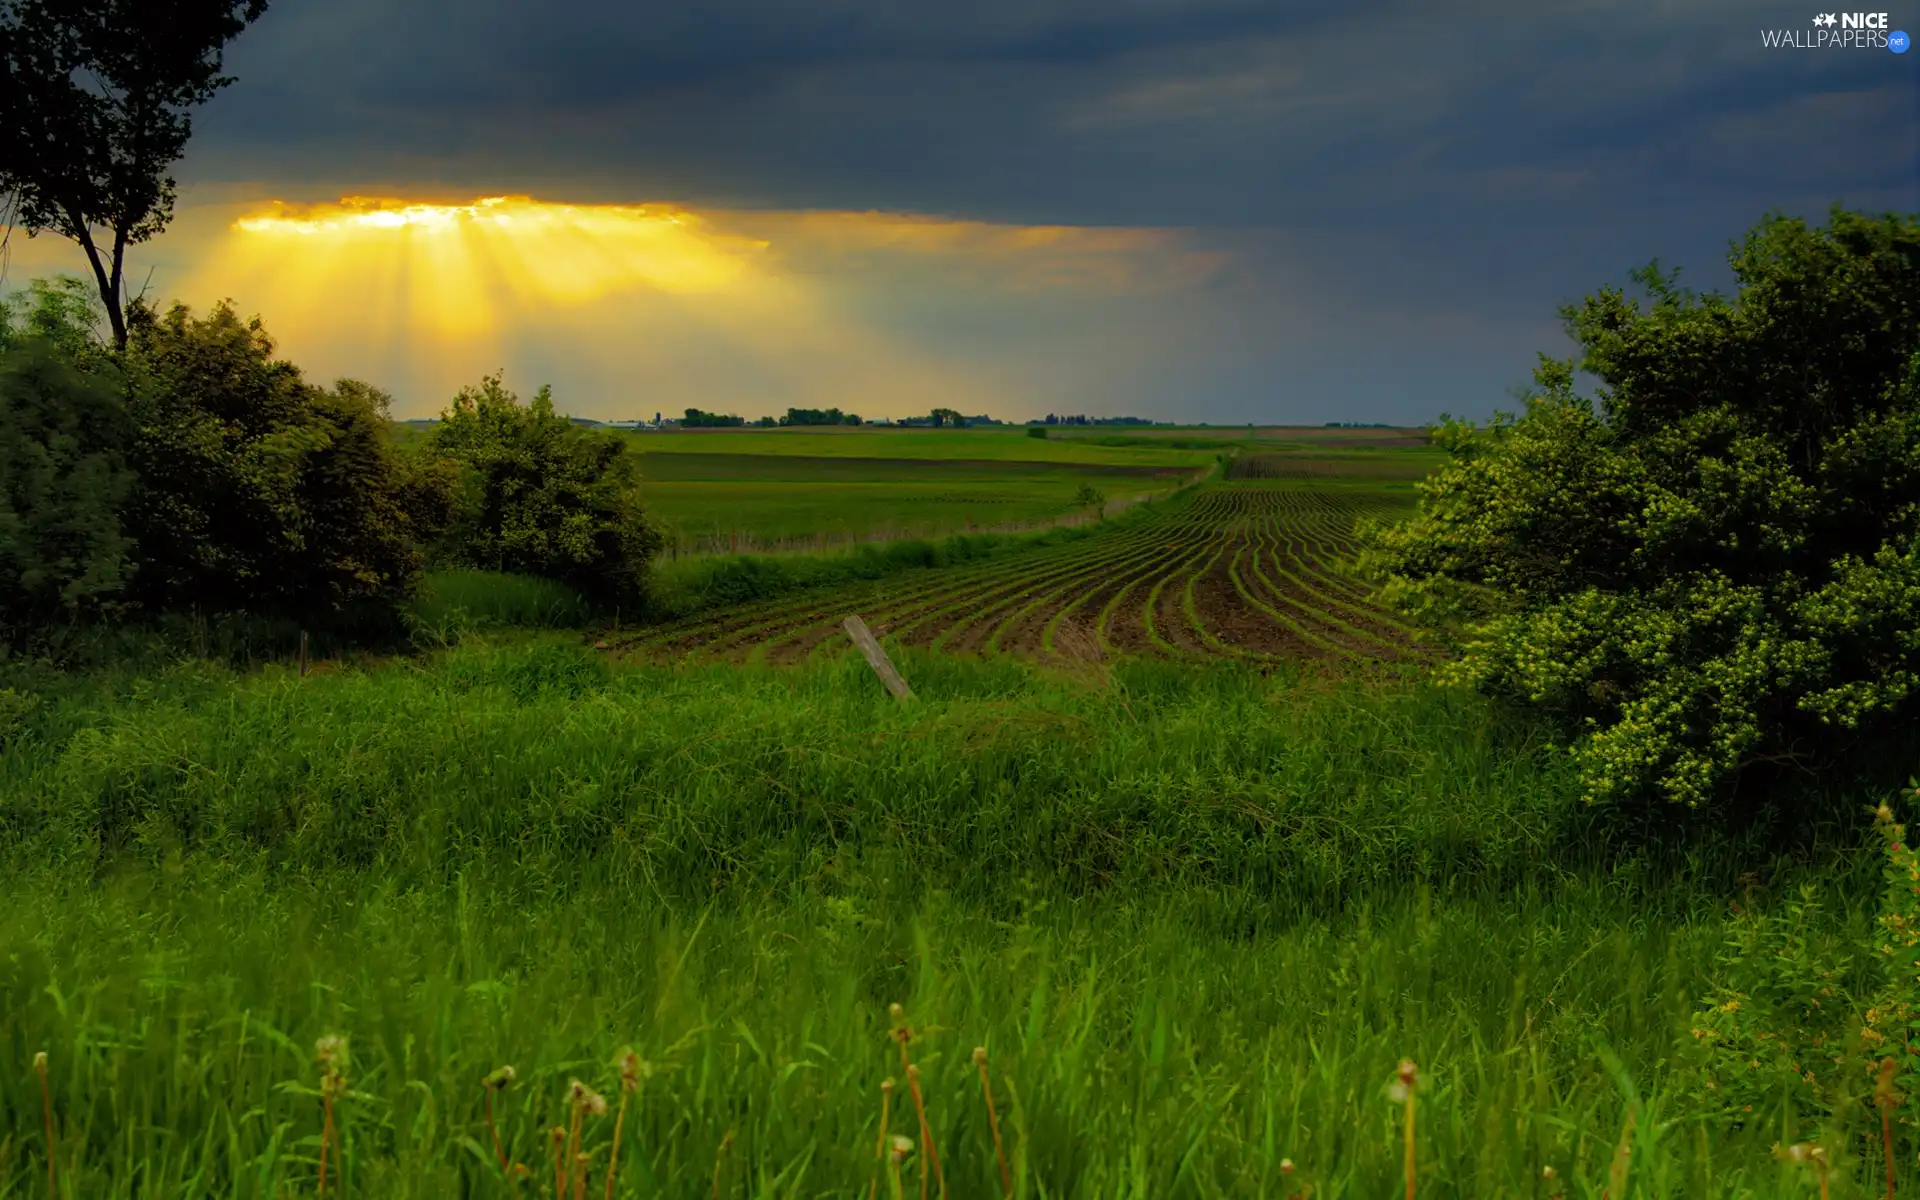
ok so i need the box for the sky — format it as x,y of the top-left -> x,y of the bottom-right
4,0 -> 1915,424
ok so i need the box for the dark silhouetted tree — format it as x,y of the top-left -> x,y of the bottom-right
0,0 -> 270,347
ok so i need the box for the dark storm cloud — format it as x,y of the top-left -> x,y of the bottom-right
196,0 -> 1911,223
140,0 -> 1920,421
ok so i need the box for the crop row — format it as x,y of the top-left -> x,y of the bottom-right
612,484 -> 1426,666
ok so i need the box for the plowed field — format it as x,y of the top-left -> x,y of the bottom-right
610,482 -> 1426,665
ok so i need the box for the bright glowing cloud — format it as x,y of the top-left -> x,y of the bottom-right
211,195 -> 767,339
142,194 -> 1236,418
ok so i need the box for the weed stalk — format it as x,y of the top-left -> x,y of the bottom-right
713,1128 -> 735,1200
1878,1056 -> 1899,1200
891,1005 -> 947,1200
1394,1059 -> 1417,1200
316,1036 -> 347,1200
34,1051 -> 54,1200
973,1047 -> 1012,1198
484,1066 -> 516,1175
607,1053 -> 644,1200
870,1078 -> 895,1200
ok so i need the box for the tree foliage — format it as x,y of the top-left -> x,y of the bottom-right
1369,208 -> 1920,808
0,0 -> 269,346
118,298 -> 448,624
429,373 -> 663,610
0,290 -> 135,637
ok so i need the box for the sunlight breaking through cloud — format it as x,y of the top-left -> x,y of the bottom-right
149,194 -> 1238,418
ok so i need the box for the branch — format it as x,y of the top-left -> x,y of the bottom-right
0,188 -> 14,292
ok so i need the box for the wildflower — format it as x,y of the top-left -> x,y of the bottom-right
484,1065 -> 517,1090
890,1135 -> 915,1164
1387,1059 -> 1417,1103
316,1035 -> 347,1067
1280,1159 -> 1295,1175
1542,1165 -> 1557,1179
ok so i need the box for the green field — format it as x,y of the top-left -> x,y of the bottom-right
624,435 -> 1442,554
394,424 -> 1247,552
622,481 -> 1425,663
635,451 -> 1201,551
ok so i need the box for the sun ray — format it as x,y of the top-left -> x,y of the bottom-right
159,194 -> 1219,416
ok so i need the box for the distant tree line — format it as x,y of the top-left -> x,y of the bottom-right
1032,414 -> 1162,426
778,407 -> 862,426
682,407 -> 745,427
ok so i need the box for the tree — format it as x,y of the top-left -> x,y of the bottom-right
1368,207 -> 1920,810
0,0 -> 270,348
930,407 -> 966,428
119,298 -> 445,624
429,373 -> 663,610
0,291 -> 136,639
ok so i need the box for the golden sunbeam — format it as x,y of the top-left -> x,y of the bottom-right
213,196 -> 767,340
148,193 -> 1225,416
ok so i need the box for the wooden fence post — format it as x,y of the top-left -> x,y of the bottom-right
842,616 -> 913,701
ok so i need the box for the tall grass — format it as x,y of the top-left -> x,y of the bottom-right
0,637 -> 1894,1195
408,569 -> 596,631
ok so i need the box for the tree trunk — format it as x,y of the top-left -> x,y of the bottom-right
69,218 -> 127,348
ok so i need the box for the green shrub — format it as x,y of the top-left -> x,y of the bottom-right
1682,777 -> 1920,1125
0,336 -> 137,638
1370,208 -> 1920,809
0,686 -> 39,749
428,373 -> 662,610
116,300 -> 449,630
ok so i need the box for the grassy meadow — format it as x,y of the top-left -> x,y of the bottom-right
2,430 -> 1906,1199
0,637 -> 1891,1198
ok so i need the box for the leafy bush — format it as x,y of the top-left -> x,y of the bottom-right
1683,778 -> 1920,1125
1684,885 -> 1857,1118
427,373 -> 662,611
0,324 -> 138,639
1370,208 -> 1920,808
0,686 -> 40,750
119,299 -> 450,628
